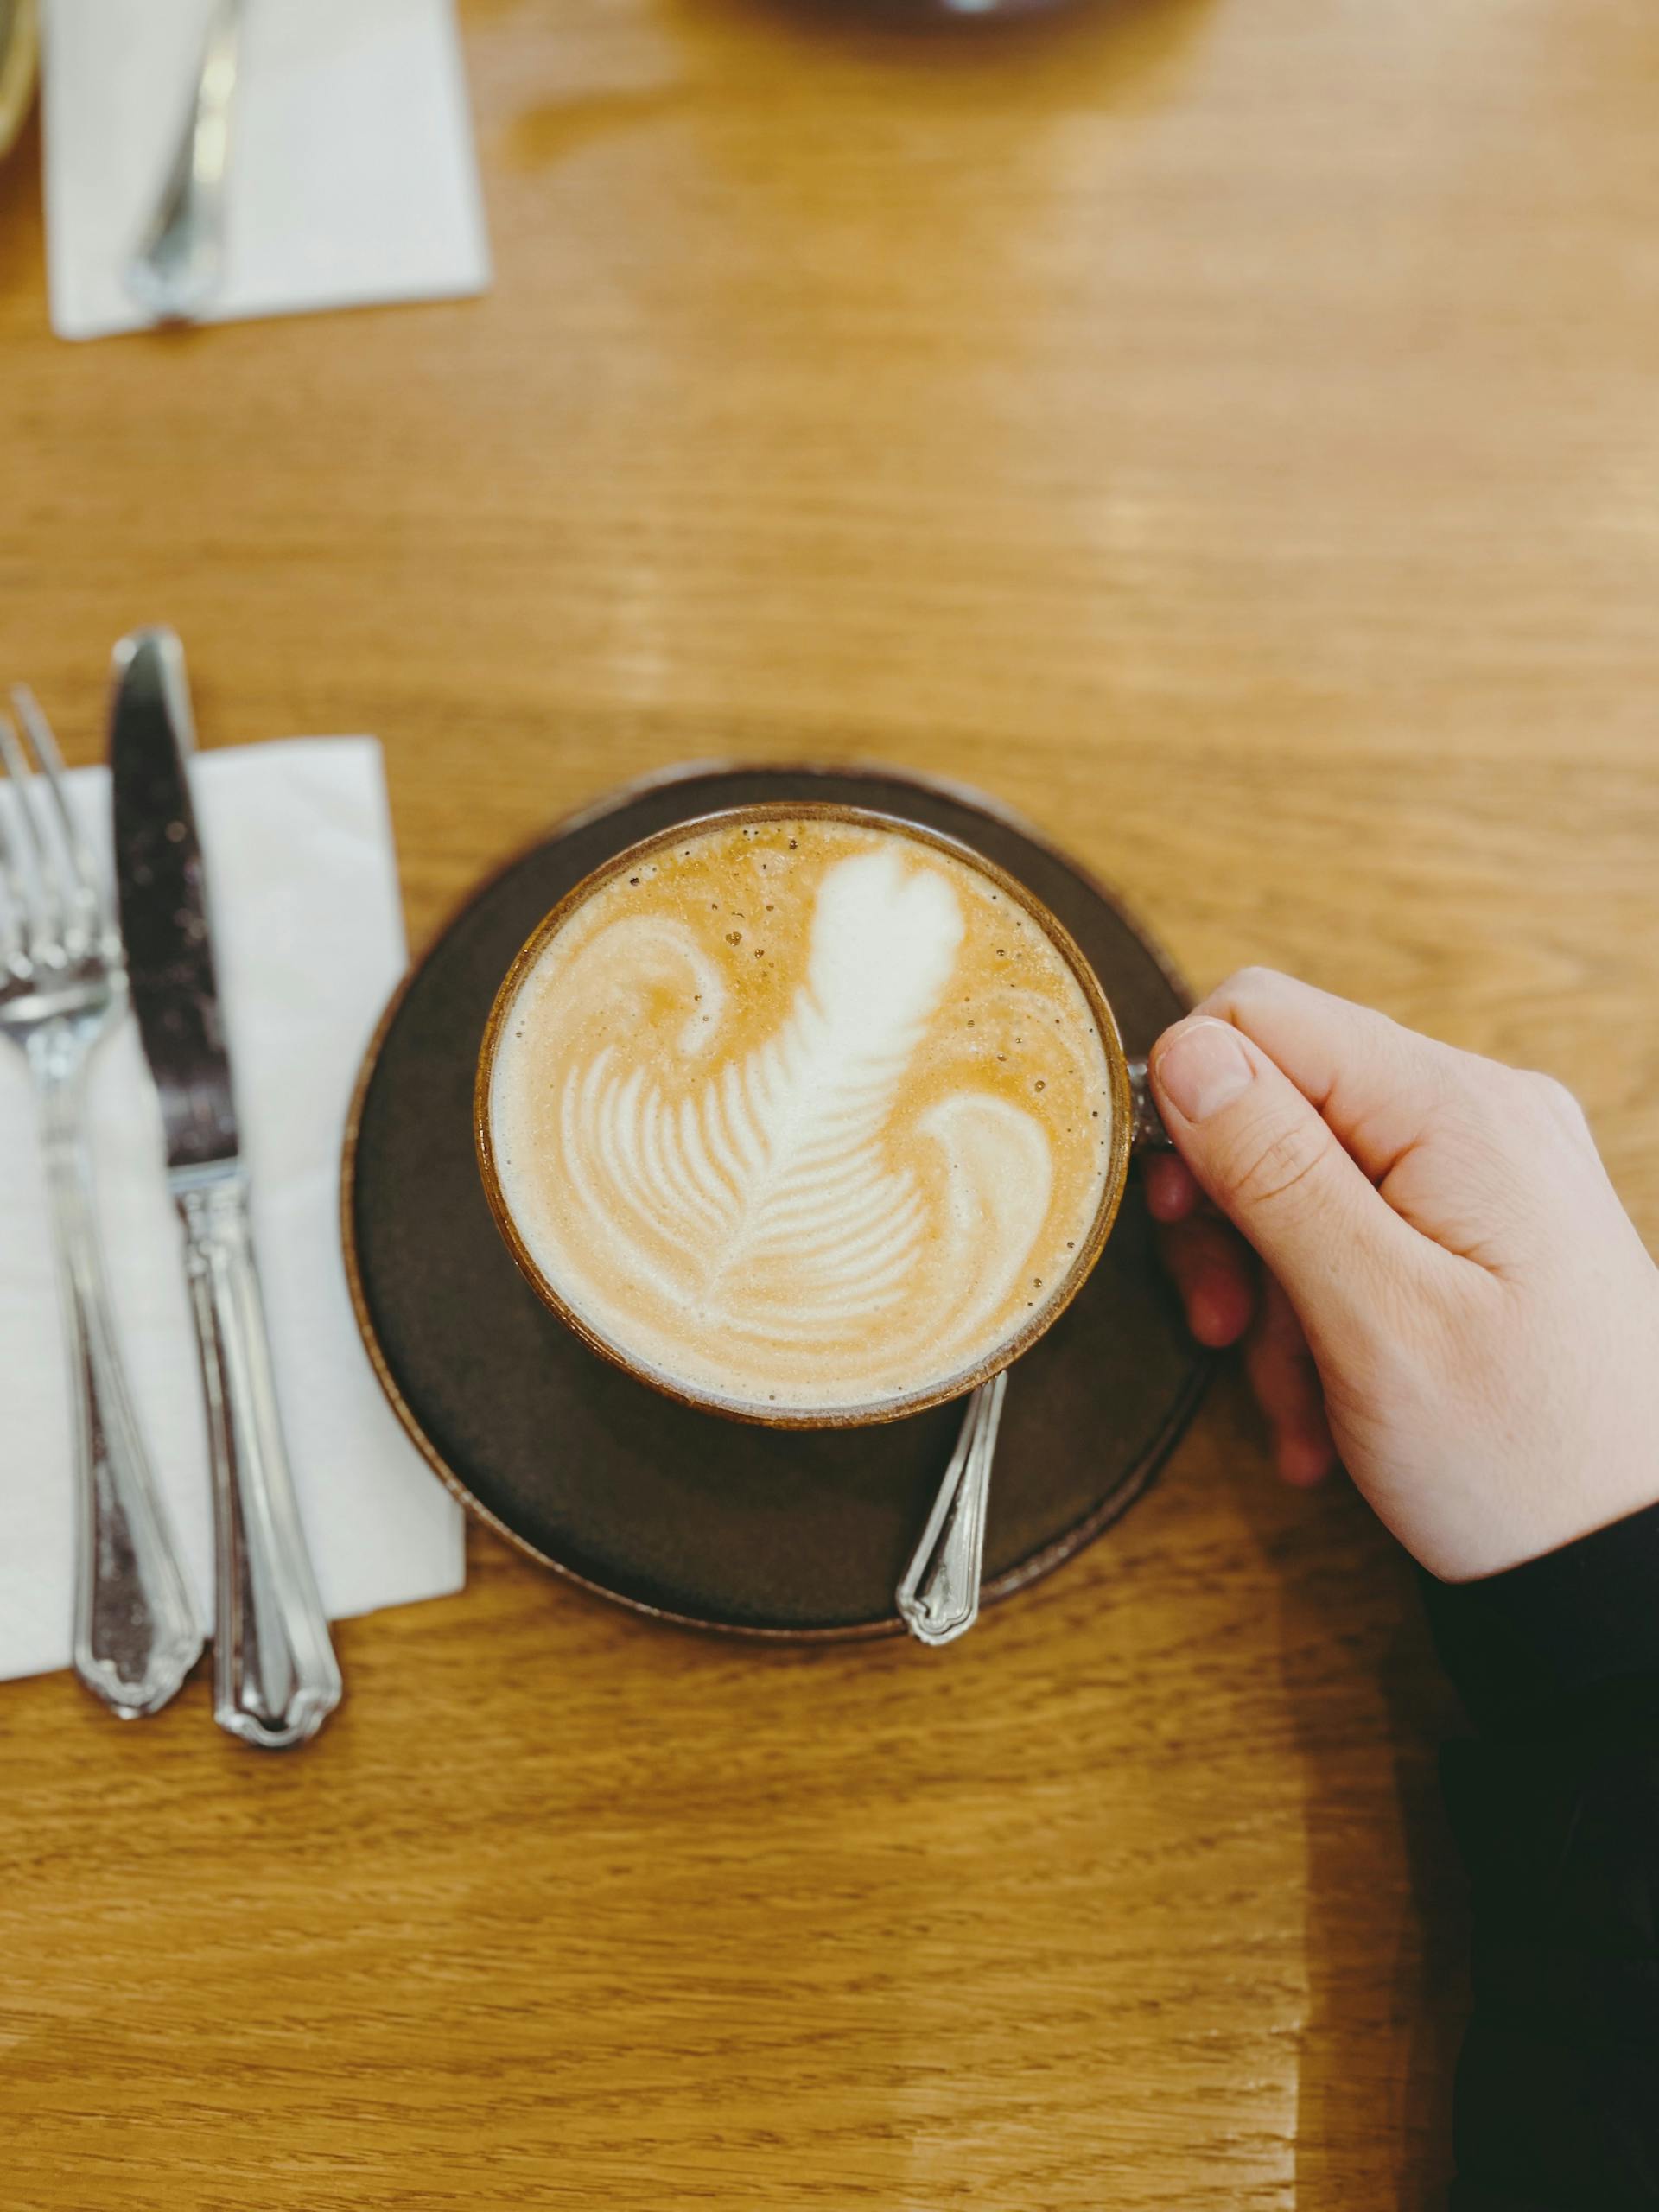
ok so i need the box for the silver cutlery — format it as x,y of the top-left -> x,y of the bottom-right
896,1369 -> 1007,1646
124,0 -> 246,323
111,628 -> 341,1750
897,1058 -> 1173,1645
0,686 -> 203,1717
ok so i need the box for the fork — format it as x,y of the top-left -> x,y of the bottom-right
0,688 -> 203,1718
124,0 -> 247,324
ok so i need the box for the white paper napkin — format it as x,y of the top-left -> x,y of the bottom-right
41,0 -> 491,342
0,738 -> 465,1684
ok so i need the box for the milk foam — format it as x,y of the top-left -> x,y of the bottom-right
489,816 -> 1116,1415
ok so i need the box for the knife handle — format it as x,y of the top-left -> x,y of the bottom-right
36,1045 -> 203,1717
175,1172 -> 341,1750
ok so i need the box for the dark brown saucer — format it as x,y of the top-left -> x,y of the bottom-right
342,763 -> 1211,1639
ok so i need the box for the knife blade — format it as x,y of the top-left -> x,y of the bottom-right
111,627 -> 342,1750
109,628 -> 238,1173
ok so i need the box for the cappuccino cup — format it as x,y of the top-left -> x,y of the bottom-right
476,803 -> 1141,1427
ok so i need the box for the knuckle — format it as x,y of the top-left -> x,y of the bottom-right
1486,1065 -> 1595,1155
1441,1059 -> 1553,1141
1427,1080 -> 1514,1160
1212,964 -> 1292,1016
1230,963 -> 1287,997
1226,1119 -> 1331,1214
1529,1070 -> 1588,1129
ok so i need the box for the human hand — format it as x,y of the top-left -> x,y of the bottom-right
1143,970 -> 1659,1582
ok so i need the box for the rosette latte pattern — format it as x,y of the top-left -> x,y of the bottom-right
487,814 -> 1116,1416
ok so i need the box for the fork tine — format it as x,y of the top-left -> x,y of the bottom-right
0,711 -> 54,956
10,686 -> 105,943
0,737 -> 27,971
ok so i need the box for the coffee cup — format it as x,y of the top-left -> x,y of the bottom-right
475,801 -> 1163,1428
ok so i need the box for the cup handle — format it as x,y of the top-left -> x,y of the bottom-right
1127,1058 -> 1175,1152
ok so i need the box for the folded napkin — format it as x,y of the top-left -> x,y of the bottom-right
41,0 -> 490,341
0,738 -> 465,1684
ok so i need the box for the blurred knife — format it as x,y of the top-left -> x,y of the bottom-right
110,627 -> 340,1750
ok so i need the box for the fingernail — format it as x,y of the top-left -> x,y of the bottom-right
1154,1020 -> 1255,1122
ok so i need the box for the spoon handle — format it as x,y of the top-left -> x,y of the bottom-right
897,1368 -> 1007,1647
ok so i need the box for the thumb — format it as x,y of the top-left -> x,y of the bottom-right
1147,1014 -> 1424,1351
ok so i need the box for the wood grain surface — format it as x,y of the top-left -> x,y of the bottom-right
3,1 -> 1657,2204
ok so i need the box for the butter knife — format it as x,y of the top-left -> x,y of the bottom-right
110,628 -> 341,1750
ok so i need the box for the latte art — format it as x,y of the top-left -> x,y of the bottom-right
486,814 -> 1117,1417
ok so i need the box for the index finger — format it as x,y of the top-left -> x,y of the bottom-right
1194,969 -> 1464,1186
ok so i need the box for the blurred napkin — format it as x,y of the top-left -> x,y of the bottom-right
41,0 -> 490,341
0,738 -> 465,1684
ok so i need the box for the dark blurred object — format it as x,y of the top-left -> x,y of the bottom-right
799,0 -> 1084,20
929,0 -> 1076,13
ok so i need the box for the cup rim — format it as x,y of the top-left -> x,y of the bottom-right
474,798 -> 1135,1428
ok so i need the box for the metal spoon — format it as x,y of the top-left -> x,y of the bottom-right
124,0 -> 246,323
897,1369 -> 1007,1646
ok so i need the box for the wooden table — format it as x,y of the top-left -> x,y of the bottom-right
3,2 -> 1656,2202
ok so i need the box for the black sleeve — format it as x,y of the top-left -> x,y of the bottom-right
1420,1502 -> 1659,2211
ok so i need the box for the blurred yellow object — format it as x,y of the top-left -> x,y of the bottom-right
0,0 -> 37,160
